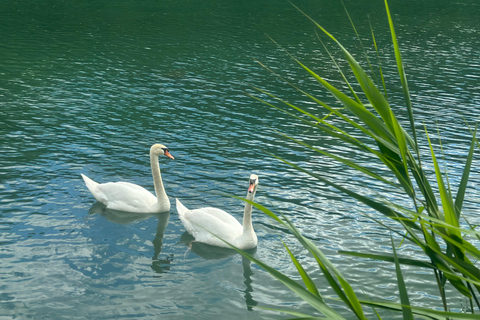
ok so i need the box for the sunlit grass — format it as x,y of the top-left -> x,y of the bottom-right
235,0 -> 480,318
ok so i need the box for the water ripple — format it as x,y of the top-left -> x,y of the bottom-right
1,0 -> 480,318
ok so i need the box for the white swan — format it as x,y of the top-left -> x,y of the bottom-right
81,144 -> 174,213
176,174 -> 259,250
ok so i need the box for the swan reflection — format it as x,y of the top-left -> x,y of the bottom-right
87,202 -> 172,273
151,210 -> 173,274
180,231 -> 258,310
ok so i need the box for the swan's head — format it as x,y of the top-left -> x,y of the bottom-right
151,144 -> 175,160
248,174 -> 259,193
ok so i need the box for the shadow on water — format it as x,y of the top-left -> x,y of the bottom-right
180,231 -> 258,311
88,202 -> 173,273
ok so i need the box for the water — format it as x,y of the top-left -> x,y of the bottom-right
1,0 -> 480,319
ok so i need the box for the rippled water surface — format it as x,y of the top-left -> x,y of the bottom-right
2,0 -> 480,319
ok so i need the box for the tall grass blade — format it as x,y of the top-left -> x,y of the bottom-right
338,251 -> 434,269
314,30 -> 361,104
369,19 -> 388,99
283,241 -> 322,299
424,127 -> 460,231
390,109 -> 414,196
384,0 -> 418,153
455,124 -> 477,216
282,217 -> 368,319
428,226 -> 480,261
360,300 -> 480,319
253,306 -> 327,319
390,236 -> 414,320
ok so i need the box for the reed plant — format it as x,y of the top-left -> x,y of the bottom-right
233,0 -> 480,318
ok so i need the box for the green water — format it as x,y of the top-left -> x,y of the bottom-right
1,0 -> 480,319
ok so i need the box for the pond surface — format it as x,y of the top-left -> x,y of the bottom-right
1,0 -> 480,319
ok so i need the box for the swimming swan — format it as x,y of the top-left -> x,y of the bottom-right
176,174 -> 259,250
81,144 -> 174,213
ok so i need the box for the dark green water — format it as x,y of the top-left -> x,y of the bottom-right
1,0 -> 480,319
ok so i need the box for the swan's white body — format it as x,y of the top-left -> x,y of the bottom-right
81,144 -> 174,213
176,174 -> 259,250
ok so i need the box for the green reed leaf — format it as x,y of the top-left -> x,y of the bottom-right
282,217 -> 368,320
384,0 -> 418,154
253,305 -> 327,319
283,241 -> 322,299
428,226 -> 480,263
390,109 -> 413,195
369,20 -> 388,99
391,236 -> 414,320
338,251 -> 434,269
360,300 -> 480,319
425,126 -> 460,232
455,124 -> 477,217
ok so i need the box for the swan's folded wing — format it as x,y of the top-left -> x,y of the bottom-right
183,208 -> 243,244
98,182 -> 157,211
200,207 -> 242,227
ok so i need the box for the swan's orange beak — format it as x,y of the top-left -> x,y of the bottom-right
164,150 -> 174,160
248,180 -> 256,193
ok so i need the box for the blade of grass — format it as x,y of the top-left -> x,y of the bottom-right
455,124 -> 477,217
282,217 -> 368,320
313,29 -> 361,104
338,251 -> 434,269
391,236 -> 414,320
384,0 -> 419,154
428,225 -> 480,263
369,19 -> 388,99
249,86 -> 411,166
283,241 -> 322,299
341,0 -> 381,89
424,126 -> 460,232
253,305 -> 327,319
390,108 -> 414,197
360,300 -> 480,319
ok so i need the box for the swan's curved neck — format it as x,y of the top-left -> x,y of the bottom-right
242,189 -> 256,234
150,151 -> 167,203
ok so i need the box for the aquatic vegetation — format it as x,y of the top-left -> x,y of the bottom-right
237,0 -> 480,318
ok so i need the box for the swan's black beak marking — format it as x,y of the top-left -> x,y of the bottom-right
163,148 -> 175,160
248,179 -> 256,193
